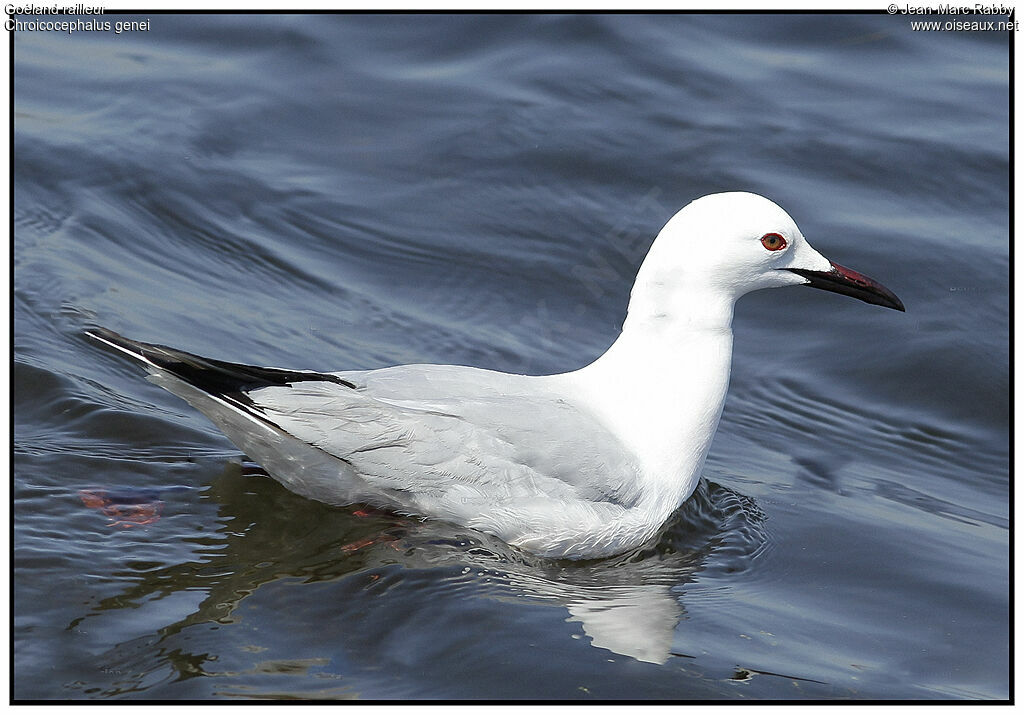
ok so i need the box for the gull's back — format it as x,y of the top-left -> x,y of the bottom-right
152,360 -> 649,556
262,364 -> 644,508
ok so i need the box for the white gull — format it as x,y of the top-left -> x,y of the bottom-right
87,192 -> 903,559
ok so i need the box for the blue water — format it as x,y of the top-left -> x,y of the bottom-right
13,13 -> 1009,700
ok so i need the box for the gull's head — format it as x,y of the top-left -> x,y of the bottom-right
628,192 -> 903,329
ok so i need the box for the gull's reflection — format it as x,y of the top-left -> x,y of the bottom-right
494,478 -> 766,664
66,462 -> 766,695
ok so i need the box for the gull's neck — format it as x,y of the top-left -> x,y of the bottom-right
567,283 -> 737,514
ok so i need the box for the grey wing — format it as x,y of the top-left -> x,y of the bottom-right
247,364 -> 644,520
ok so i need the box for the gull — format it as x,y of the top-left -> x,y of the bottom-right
87,192 -> 903,560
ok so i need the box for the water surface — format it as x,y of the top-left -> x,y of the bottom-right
13,13 -> 1009,700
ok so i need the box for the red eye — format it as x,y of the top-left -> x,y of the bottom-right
761,232 -> 787,251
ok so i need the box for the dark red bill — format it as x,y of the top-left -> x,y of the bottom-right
785,262 -> 905,312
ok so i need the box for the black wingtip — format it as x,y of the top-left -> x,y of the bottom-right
86,326 -> 356,395
84,325 -> 122,346
85,326 -> 153,362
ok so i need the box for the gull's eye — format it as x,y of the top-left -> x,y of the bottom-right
760,232 -> 787,252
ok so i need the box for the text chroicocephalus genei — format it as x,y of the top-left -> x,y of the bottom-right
87,192 -> 904,559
